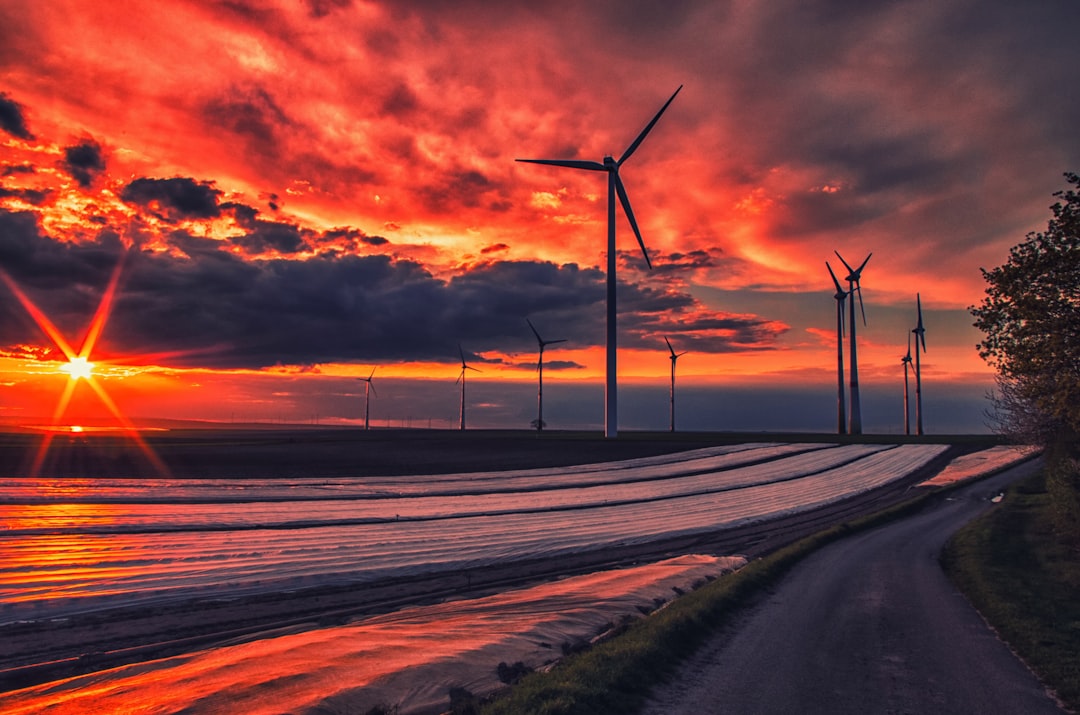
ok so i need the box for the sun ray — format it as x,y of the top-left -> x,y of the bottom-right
84,375 -> 171,477
0,268 -> 77,360
0,257 -> 169,478
79,252 -> 125,359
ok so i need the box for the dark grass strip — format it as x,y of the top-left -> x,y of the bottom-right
941,469 -> 1080,711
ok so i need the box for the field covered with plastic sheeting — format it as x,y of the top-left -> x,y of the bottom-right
1,443 -> 950,623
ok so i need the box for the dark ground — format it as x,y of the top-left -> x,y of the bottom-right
0,426 -> 1000,479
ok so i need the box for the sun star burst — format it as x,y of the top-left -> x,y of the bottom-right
61,356 -> 94,381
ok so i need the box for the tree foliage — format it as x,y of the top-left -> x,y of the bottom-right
971,172 -> 1080,445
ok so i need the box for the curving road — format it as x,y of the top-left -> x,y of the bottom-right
641,459 -> 1066,715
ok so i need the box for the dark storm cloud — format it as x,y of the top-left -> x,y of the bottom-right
203,84 -> 291,160
0,186 -> 49,204
61,139 -> 106,188
418,167 -> 508,214
0,92 -> 34,140
304,0 -> 353,18
0,210 -> 787,369
321,228 -> 391,248
381,81 -> 421,116
229,219 -> 309,255
617,247 -> 730,274
3,163 -> 35,176
121,177 -> 223,221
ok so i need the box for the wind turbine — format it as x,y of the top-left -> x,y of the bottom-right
527,318 -> 567,432
456,344 -> 480,431
359,367 -> 377,431
517,85 -> 682,438
826,261 -> 848,435
901,335 -> 912,436
665,337 -> 688,433
912,294 -> 927,436
834,251 -> 871,435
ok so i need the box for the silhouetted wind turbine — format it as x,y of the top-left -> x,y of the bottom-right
456,344 -> 480,431
826,261 -> 848,435
359,367 -> 377,431
901,335 -> 912,436
517,85 -> 682,438
912,294 -> 927,436
665,337 -> 687,433
834,250 -> 871,435
527,318 -> 567,432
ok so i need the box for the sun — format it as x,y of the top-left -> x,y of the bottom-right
60,356 -> 95,381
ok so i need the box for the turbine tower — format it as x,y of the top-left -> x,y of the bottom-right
517,85 -> 682,438
665,337 -> 687,433
834,251 -> 871,435
912,294 -> 927,436
527,318 -> 567,432
826,261 -> 848,435
359,367 -> 377,431
901,335 -> 912,436
456,344 -> 480,431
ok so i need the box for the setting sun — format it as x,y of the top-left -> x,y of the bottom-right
60,357 -> 94,381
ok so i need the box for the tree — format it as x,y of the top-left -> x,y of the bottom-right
972,172 -> 1080,546
971,172 -> 1080,447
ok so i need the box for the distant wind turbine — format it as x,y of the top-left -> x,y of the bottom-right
359,367 -> 377,431
834,250 -> 871,435
527,318 -> 567,432
517,85 -> 682,438
456,344 -> 480,431
665,337 -> 687,433
912,294 -> 927,436
901,335 -> 913,436
826,261 -> 848,435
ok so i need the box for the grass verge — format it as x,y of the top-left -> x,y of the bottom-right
477,489 -> 943,715
940,468 -> 1080,711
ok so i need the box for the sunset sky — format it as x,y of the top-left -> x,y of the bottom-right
1,0 -> 1078,433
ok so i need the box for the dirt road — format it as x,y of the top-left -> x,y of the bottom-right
641,459 -> 1063,714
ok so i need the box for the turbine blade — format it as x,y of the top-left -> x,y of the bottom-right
665,336 -> 676,357
856,252 -> 872,274
840,296 -> 846,337
370,383 -> 378,398
545,338 -> 568,346
368,366 -> 377,380
458,343 -> 466,367
614,172 -> 653,269
526,318 -> 542,343
456,369 -> 463,385
677,351 -> 688,358
516,158 -> 606,171
826,261 -> 844,293
833,250 -> 855,275
618,85 -> 682,166
467,365 -> 481,372
857,285 -> 867,326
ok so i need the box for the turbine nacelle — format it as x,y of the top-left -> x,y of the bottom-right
834,250 -> 871,326
912,293 -> 927,351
